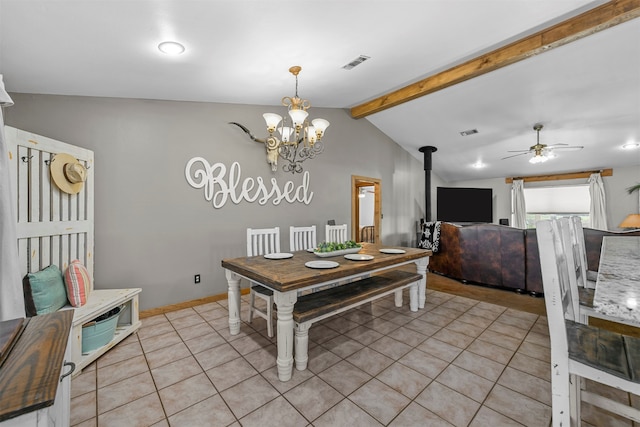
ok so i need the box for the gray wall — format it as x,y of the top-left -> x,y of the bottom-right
435,167 -> 640,230
6,93 -> 425,311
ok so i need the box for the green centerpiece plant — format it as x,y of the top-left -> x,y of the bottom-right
315,240 -> 361,253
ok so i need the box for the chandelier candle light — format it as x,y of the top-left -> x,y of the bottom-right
230,66 -> 329,174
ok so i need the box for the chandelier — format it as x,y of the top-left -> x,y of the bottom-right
230,66 -> 329,174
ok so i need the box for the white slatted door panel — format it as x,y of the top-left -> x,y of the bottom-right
16,144 -> 29,275
28,146 -> 41,273
40,151 -> 53,269
5,126 -> 94,287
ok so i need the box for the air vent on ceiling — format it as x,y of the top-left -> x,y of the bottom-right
460,129 -> 478,136
342,55 -> 370,70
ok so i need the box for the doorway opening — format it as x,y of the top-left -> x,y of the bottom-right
351,175 -> 382,243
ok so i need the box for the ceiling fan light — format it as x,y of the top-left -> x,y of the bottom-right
529,155 -> 547,164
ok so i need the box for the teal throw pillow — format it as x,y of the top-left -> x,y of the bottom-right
24,265 -> 69,315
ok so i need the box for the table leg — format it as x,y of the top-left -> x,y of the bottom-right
394,289 -> 403,307
274,290 -> 298,381
409,281 -> 419,312
415,256 -> 429,309
295,322 -> 311,371
225,270 -> 242,335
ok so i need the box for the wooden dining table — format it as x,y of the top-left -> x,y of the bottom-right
593,236 -> 640,323
221,243 -> 431,381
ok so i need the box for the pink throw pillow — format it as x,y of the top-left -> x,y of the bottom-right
64,260 -> 91,307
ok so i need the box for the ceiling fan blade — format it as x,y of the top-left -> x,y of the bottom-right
506,149 -> 533,153
501,152 -> 531,160
546,145 -> 584,151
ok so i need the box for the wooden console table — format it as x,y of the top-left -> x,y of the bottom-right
0,311 -> 74,426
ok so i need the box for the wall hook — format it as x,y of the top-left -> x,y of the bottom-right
21,155 -> 33,163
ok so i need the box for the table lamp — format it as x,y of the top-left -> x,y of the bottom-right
619,214 -> 640,229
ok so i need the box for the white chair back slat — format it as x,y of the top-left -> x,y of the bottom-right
556,218 -> 582,320
536,219 -> 578,325
290,225 -> 317,252
568,216 -> 594,289
247,227 -> 280,256
325,224 -> 348,243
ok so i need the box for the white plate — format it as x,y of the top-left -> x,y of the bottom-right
305,260 -> 340,269
264,253 -> 294,260
306,248 -> 315,253
379,248 -> 406,254
344,254 -> 374,261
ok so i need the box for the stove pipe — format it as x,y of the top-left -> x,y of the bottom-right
418,146 -> 437,222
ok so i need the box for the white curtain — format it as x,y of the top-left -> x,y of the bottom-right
0,75 -> 24,321
511,179 -> 527,229
589,172 -> 608,231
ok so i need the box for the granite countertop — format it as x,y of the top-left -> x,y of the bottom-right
593,236 -> 640,322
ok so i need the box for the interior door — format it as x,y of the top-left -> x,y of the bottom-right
351,175 -> 381,243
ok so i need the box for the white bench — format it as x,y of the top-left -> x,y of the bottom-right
292,269 -> 422,371
6,127 -> 143,377
64,288 -> 142,375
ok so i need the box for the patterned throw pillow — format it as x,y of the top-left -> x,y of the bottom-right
64,260 -> 92,307
22,264 -> 69,316
418,221 -> 441,252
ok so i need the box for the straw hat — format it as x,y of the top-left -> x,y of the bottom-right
50,153 -> 87,194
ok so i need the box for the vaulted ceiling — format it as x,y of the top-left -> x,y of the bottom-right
1,0 -> 638,182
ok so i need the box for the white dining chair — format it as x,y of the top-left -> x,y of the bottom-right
325,223 -> 348,243
246,227 -> 280,337
537,218 -> 640,426
289,225 -> 317,252
568,215 -> 598,287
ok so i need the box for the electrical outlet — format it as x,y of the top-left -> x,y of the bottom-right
194,274 -> 200,284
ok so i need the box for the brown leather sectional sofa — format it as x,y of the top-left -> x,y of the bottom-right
428,222 -> 640,296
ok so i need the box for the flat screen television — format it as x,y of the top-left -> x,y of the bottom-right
436,187 -> 493,223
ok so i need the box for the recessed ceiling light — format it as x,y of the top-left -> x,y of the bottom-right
622,142 -> 640,150
472,161 -> 486,168
158,41 -> 185,55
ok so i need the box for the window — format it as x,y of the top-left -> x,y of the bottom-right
522,185 -> 590,229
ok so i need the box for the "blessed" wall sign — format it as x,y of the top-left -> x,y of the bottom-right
185,158 -> 313,208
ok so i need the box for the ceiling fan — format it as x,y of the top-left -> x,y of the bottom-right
502,123 -> 584,164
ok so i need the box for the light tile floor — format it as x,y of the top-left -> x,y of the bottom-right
70,286 -> 636,427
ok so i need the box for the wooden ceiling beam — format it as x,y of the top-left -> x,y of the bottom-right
350,0 -> 640,119
505,168 -> 613,184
